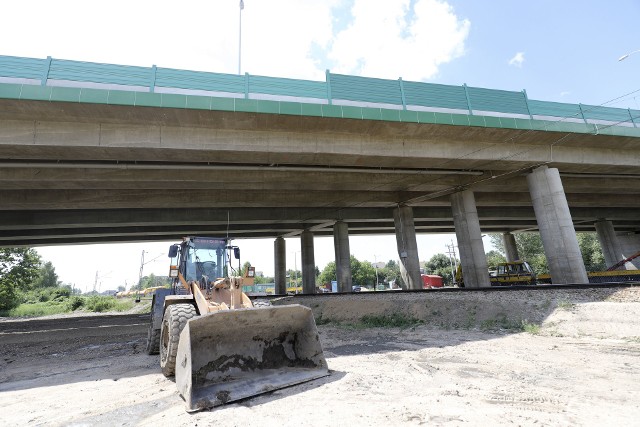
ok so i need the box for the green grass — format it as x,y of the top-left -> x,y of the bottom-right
84,295 -> 135,312
0,295 -> 137,318
557,300 -> 577,311
2,301 -> 70,317
521,321 -> 541,335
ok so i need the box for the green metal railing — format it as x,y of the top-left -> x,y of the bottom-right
0,54 -> 638,131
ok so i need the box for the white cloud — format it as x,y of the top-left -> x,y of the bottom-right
240,0 -> 342,79
327,0 -> 470,81
508,52 -> 525,67
1,0 -> 467,82
0,0 -> 341,79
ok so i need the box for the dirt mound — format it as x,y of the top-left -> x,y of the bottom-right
275,286 -> 640,337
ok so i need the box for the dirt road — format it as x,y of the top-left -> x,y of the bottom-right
1,287 -> 639,426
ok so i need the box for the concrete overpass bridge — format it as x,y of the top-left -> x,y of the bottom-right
0,55 -> 639,290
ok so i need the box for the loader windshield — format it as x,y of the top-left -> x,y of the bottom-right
184,238 -> 227,282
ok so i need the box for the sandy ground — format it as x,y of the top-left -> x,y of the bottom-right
1,286 -> 639,426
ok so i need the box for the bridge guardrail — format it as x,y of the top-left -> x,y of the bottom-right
0,54 -> 638,133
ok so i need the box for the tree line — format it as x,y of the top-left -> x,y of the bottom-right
422,232 -> 606,285
0,248 -> 75,310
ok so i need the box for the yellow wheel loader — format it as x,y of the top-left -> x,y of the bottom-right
146,237 -> 328,411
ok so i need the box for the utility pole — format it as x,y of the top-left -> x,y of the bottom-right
238,0 -> 244,74
136,250 -> 146,303
138,250 -> 146,289
445,240 -> 459,285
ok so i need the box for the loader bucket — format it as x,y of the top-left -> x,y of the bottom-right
175,304 -> 329,411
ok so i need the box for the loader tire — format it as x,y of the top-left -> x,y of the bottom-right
146,323 -> 160,355
160,303 -> 197,377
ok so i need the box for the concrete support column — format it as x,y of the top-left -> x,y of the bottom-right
274,237 -> 287,294
301,230 -> 316,294
527,166 -> 588,284
616,233 -> 640,270
502,232 -> 519,262
393,206 -> 421,290
594,220 -> 634,270
451,190 -> 491,288
333,221 -> 352,292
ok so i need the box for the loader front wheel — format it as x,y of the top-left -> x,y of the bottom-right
160,303 -> 197,377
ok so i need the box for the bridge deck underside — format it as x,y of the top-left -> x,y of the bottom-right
1,99 -> 639,246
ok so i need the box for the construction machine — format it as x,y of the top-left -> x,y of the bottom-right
456,260 -> 536,287
146,237 -> 328,411
537,251 -> 640,284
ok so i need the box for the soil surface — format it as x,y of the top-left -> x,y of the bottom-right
1,286 -> 639,426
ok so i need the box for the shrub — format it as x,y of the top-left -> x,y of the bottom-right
51,287 -> 71,301
521,321 -> 541,335
0,285 -> 20,311
85,296 -> 116,312
38,291 -> 50,302
67,296 -> 85,311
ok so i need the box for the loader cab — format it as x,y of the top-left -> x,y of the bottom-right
168,237 -> 228,288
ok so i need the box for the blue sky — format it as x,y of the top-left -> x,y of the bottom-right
439,0 -> 639,109
3,0 -> 637,290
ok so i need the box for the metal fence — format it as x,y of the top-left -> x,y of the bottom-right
0,54 -> 637,129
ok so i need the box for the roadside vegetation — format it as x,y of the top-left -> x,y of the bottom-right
2,296 -> 137,318
318,256 -> 402,290
0,247 -> 148,318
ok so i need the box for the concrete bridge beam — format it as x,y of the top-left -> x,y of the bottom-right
527,166 -> 588,284
274,237 -> 287,294
451,190 -> 490,288
301,230 -> 316,294
393,206 -> 422,290
333,221 -> 352,293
